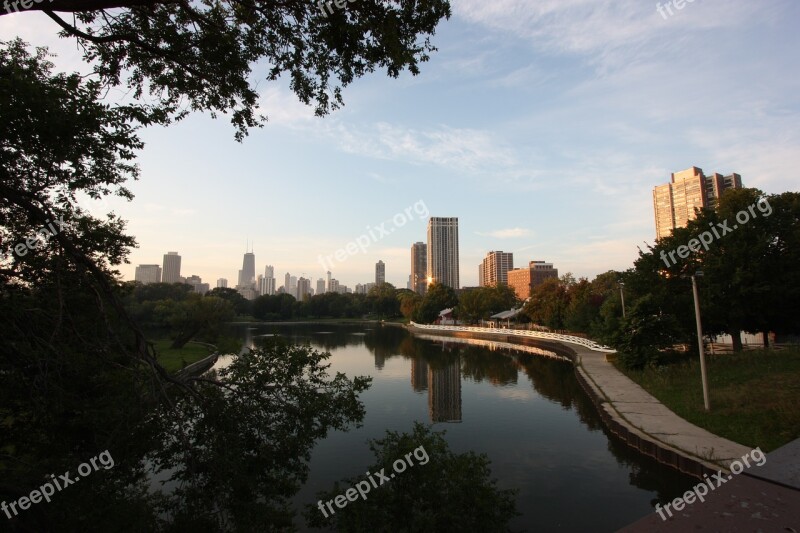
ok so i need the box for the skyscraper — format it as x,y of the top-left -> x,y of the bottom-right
316,278 -> 326,295
162,252 -> 181,284
375,260 -> 385,285
479,251 -> 514,287
297,277 -> 311,300
134,264 -> 161,285
263,266 -> 276,295
653,166 -> 743,239
326,271 -> 331,293
238,249 -> 256,289
216,278 -> 228,288
410,242 -> 427,295
427,217 -> 459,290
284,273 -> 291,294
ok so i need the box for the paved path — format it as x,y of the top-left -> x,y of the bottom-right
573,346 -> 752,472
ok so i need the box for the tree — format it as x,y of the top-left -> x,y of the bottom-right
207,286 -> 251,316
413,282 -> 457,323
458,285 -> 519,324
163,294 -> 235,348
2,0 -> 452,140
523,277 -> 571,330
306,423 -> 518,531
397,290 -> 422,320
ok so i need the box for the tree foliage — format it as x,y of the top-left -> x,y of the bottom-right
306,423 -> 518,532
2,0 -> 451,140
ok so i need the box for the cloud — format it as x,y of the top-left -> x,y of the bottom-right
477,228 -> 531,239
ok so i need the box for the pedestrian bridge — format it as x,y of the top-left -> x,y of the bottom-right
408,323 -> 617,353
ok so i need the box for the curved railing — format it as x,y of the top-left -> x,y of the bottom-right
408,323 -> 617,353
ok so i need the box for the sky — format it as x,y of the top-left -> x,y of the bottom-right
2,0 -> 799,289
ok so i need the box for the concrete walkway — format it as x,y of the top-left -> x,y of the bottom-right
572,346 -> 752,473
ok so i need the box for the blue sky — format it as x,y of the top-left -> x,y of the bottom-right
3,0 -> 799,288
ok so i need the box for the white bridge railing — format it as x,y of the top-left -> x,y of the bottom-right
408,323 -> 617,353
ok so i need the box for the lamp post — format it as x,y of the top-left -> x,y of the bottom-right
690,271 -> 710,411
618,281 -> 626,318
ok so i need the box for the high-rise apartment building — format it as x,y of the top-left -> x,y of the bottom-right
427,217 -> 460,290
297,277 -> 311,300
507,261 -> 558,300
653,166 -> 743,239
375,260 -> 385,285
410,242 -> 427,295
134,264 -> 162,285
216,278 -> 228,288
162,252 -> 181,284
479,251 -> 514,287
316,278 -> 326,295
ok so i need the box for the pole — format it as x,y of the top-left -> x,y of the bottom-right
691,275 -> 710,411
619,283 -> 626,318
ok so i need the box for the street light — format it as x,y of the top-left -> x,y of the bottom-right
618,281 -> 626,318
690,270 -> 710,411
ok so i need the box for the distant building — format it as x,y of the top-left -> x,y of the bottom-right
316,278 -> 326,296
297,277 -> 311,300
237,249 -> 256,289
410,242 -> 427,295
216,278 -> 228,288
185,275 -> 209,295
507,261 -> 559,300
329,278 -> 340,294
375,260 -> 385,285
479,251 -> 514,287
162,252 -> 181,284
284,273 -> 291,295
427,217 -> 459,290
134,264 -> 162,285
653,166 -> 743,239
263,266 -> 276,295
326,271 -> 332,293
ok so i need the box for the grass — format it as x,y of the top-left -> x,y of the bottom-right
152,339 -> 214,373
615,347 -> 800,452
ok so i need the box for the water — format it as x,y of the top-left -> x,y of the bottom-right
229,323 -> 696,532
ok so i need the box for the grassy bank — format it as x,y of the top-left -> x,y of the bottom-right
153,339 -> 214,373
616,347 -> 800,452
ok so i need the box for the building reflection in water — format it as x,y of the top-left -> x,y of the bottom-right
411,357 -> 428,392
427,356 -> 462,423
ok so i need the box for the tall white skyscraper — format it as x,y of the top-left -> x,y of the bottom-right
316,278 -> 326,295
297,277 -> 311,300
284,272 -> 291,293
135,264 -> 161,285
427,217 -> 459,290
375,260 -> 385,285
262,266 -> 276,295
162,252 -> 181,284
326,271 -> 332,293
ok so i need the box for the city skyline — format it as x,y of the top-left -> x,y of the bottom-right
18,2 -> 795,288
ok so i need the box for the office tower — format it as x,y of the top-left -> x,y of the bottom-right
289,275 -> 297,297
297,277 -> 311,300
134,264 -> 161,285
238,248 -> 256,289
326,271 -> 332,293
427,217 -> 460,290
257,274 -> 266,295
428,357 -> 462,423
162,252 -> 182,284
479,251 -> 514,287
284,273 -> 291,293
653,166 -> 743,239
316,278 -> 326,295
329,278 -> 340,293
507,261 -> 559,300
216,278 -> 228,288
375,260 -> 385,285
264,266 -> 276,295
185,275 -> 209,295
410,241 -> 427,295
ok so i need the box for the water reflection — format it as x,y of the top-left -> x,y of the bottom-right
231,324 -> 697,531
